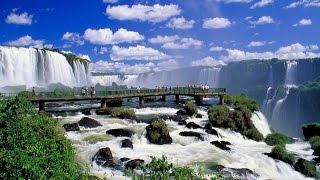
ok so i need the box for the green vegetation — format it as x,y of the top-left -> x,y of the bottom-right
83,135 -> 113,144
268,146 -> 295,165
265,132 -> 290,147
51,87 -> 75,98
184,101 -> 197,116
225,94 -> 259,112
111,107 -> 135,119
294,159 -> 317,178
208,105 -> 263,141
127,155 -> 223,180
146,119 -> 172,145
0,94 -> 87,179
308,136 -> 320,156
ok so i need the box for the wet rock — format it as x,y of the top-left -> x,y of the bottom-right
81,109 -> 91,115
106,129 -> 134,137
96,108 -> 111,115
120,157 -> 130,162
211,141 -> 231,151
204,123 -> 213,130
170,115 -> 187,122
313,156 -> 320,164
93,147 -> 115,167
196,114 -> 202,118
221,141 -> 231,146
312,146 -> 320,156
294,158 -> 317,177
121,139 -> 133,149
176,109 -> 187,115
179,131 -> 204,141
302,123 -> 320,140
186,122 -> 202,129
159,114 -> 170,120
63,123 -> 80,132
178,120 -> 187,125
125,159 -> 144,169
221,167 -> 259,179
205,128 -> 219,136
78,117 -> 102,128
146,119 -> 172,145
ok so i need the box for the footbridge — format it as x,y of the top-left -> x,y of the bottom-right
5,87 -> 226,112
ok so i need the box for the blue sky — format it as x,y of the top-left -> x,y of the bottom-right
0,0 -> 320,74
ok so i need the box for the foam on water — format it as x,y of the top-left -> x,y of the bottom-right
251,111 -> 272,137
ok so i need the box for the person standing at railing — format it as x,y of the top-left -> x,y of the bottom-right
81,88 -> 86,96
32,87 -> 36,96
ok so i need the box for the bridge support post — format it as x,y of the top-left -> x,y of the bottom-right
219,95 -> 225,106
39,101 -> 45,113
161,95 -> 166,101
101,99 -> 107,109
139,96 -> 144,106
194,95 -> 203,105
175,94 -> 179,102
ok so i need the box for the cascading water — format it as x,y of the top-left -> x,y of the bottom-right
197,67 -> 221,87
0,46 -> 89,88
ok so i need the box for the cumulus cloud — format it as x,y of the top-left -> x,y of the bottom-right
6,11 -> 33,25
110,45 -> 171,61
106,4 -> 181,23
166,17 -> 195,29
285,0 -> 320,9
102,0 -> 118,3
250,0 -> 274,9
220,43 -> 320,62
209,46 -> 225,52
215,0 -> 252,3
248,41 -> 273,47
293,18 -> 312,26
203,17 -> 231,29
191,56 -> 226,67
62,32 -> 84,45
149,35 -> 202,49
248,16 -> 274,26
83,28 -> 144,45
90,59 -> 179,74
6,35 -> 51,48
78,54 -> 91,61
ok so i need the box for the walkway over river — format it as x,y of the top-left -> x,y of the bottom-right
5,87 -> 227,112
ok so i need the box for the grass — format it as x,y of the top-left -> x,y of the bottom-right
111,107 -> 135,119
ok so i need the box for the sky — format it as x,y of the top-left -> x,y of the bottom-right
0,0 -> 320,74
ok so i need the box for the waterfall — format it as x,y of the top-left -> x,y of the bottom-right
0,46 -> 89,88
197,67 -> 221,87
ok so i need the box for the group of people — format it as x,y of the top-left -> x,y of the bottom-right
81,87 -> 95,97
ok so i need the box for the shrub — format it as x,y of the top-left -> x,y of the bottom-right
268,146 -> 295,165
51,87 -> 75,98
146,119 -> 172,145
225,94 -> 259,112
111,107 -> 135,119
0,94 -> 86,179
208,106 -> 231,128
244,127 -> 264,141
127,155 -> 223,180
265,132 -> 290,147
183,101 -> 198,116
294,158 -> 317,177
309,136 -> 320,156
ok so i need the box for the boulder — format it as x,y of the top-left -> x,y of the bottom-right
204,123 -> 213,130
96,108 -> 111,115
313,157 -> 320,164
125,159 -> 144,169
313,147 -> 320,156
186,122 -> 202,129
120,157 -> 130,162
81,109 -> 91,115
178,120 -> 187,125
146,119 -> 172,145
220,141 -> 232,146
93,147 -> 115,167
106,129 -> 134,137
196,114 -> 202,118
211,141 -> 231,151
78,117 -> 102,128
302,123 -> 320,140
205,128 -> 219,136
63,123 -> 80,132
159,114 -> 170,120
170,115 -> 187,122
179,131 -> 204,141
294,158 -> 317,177
176,109 -> 187,115
121,139 -> 133,149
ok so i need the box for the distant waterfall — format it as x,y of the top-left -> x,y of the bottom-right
0,46 -> 89,88
197,67 -> 221,87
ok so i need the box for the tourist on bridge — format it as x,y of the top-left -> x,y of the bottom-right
81,88 -> 86,96
32,87 -> 36,96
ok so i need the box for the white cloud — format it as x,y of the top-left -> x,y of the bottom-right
248,41 -> 273,47
6,35 -> 51,48
293,18 -> 312,26
210,46 -> 225,51
215,0 -> 252,3
286,0 -> 320,9
191,56 -> 226,67
203,17 -> 231,29
6,11 -> 33,25
220,43 -> 320,62
78,54 -> 91,61
148,35 -> 179,44
106,4 -> 181,23
102,0 -> 118,3
149,35 -> 202,49
250,0 -> 274,9
166,17 -> 195,29
83,28 -> 144,45
62,32 -> 84,45
110,45 -> 171,61
249,16 -> 274,26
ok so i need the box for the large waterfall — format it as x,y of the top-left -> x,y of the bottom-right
0,46 -> 89,88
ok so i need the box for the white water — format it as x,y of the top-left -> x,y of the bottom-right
251,111 -> 271,137
0,46 -> 89,88
60,107 -> 314,180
